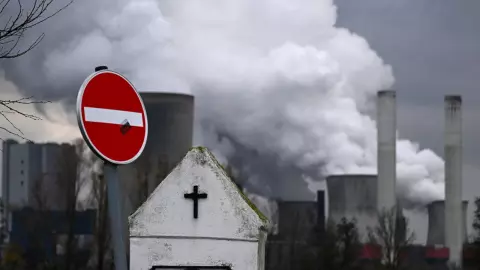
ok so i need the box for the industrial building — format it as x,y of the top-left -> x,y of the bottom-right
132,89 -> 468,269
263,91 -> 471,270
97,89 -> 468,269
324,93 -> 467,268
1,141 -> 79,221
0,140 -> 96,264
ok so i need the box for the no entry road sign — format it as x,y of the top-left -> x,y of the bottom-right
77,69 -> 148,165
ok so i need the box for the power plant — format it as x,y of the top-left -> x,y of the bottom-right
106,89 -> 468,269
104,89 -> 468,269
320,91 -> 467,269
87,88 -> 467,269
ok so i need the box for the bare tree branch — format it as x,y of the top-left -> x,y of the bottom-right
0,0 -> 71,143
368,207 -> 415,270
0,0 -> 73,59
0,96 -> 50,142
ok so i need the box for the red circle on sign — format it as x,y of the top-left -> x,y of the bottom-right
76,70 -> 148,165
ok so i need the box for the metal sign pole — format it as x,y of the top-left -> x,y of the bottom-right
105,162 -> 128,270
78,66 -> 147,270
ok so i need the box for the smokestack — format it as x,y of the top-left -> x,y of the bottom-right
427,200 -> 468,246
444,95 -> 463,267
377,90 -> 396,212
317,190 -> 326,235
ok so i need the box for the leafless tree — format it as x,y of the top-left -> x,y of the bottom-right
35,140 -> 88,268
77,146 -> 116,270
318,221 -> 342,269
0,0 -> 73,59
90,159 -> 110,270
59,140 -> 87,270
132,156 -> 172,210
31,167 -> 53,211
32,141 -> 86,268
132,155 -> 151,211
0,198 -> 8,244
22,142 -> 85,268
318,218 -> 361,270
287,211 -> 300,270
0,0 -> 73,142
0,141 -> 89,269
336,217 -> 362,270
368,207 -> 415,270
0,97 -> 50,141
91,156 -> 172,268
297,218 -> 361,270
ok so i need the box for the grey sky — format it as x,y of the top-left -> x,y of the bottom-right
334,0 -> 480,241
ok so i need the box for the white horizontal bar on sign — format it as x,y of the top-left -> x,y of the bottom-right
84,107 -> 143,127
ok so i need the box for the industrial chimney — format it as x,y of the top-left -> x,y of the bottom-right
317,190 -> 326,235
444,95 -> 463,268
377,90 -> 396,212
427,200 -> 468,246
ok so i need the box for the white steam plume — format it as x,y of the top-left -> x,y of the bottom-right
9,0 -> 445,205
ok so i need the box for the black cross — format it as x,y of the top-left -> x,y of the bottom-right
184,185 -> 208,219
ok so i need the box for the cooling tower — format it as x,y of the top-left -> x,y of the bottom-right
377,90 -> 396,212
326,174 -> 377,241
444,95 -> 463,267
119,92 -> 194,215
427,200 -> 468,246
139,92 -> 194,170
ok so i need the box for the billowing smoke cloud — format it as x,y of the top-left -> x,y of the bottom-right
0,0 -> 445,205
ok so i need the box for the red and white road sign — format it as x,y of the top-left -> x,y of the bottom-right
76,70 -> 148,165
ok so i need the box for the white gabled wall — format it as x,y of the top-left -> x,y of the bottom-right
129,147 -> 267,270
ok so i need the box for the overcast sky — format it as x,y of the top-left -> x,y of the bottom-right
334,0 -> 480,241
0,0 -> 479,243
